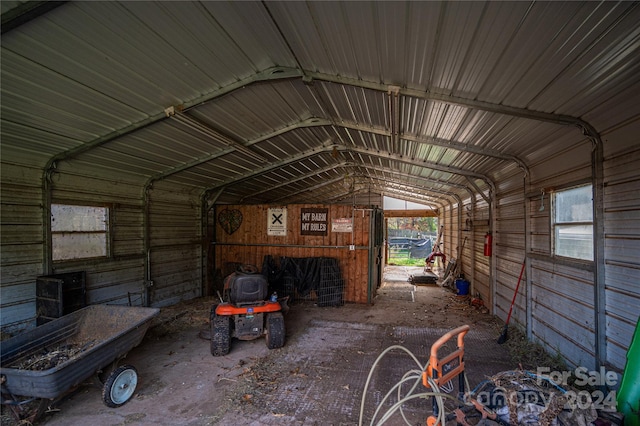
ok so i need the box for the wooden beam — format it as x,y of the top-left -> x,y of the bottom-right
384,209 -> 438,218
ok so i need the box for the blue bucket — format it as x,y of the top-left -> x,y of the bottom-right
455,279 -> 470,296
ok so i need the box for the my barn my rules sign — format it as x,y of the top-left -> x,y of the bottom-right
300,208 -> 328,236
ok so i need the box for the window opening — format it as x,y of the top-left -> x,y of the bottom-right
553,185 -> 593,261
51,203 -> 110,261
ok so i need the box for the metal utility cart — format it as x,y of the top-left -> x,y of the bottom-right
1,304 -> 159,422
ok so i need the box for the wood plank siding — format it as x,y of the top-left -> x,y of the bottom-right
213,204 -> 372,304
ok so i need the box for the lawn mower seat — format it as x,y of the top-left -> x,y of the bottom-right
224,264 -> 268,304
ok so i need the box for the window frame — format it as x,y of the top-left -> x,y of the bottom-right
551,184 -> 594,262
50,202 -> 113,263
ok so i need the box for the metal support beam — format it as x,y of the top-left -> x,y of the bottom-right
270,175 -> 346,203
241,162 -> 350,202
367,177 -> 458,204
525,180 -> 533,341
1,1 -> 66,34
201,142 -> 494,204
314,117 -> 527,171
201,140 -> 337,201
344,145 -> 492,183
388,86 -> 401,147
45,64 -> 580,198
591,134 -> 606,371
359,164 -> 475,199
304,69 -> 597,131
42,66 -> 300,174
167,109 -> 267,163
372,188 -> 446,211
465,176 -> 491,205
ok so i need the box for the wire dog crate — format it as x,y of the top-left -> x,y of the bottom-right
262,255 -> 344,306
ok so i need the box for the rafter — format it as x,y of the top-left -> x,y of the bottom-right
49,63 -> 593,186
202,143 -> 492,202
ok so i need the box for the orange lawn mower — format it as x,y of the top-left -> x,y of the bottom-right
210,264 -> 286,356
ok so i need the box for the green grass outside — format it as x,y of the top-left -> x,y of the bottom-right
387,257 -> 425,266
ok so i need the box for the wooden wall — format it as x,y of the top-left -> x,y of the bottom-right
213,204 -> 372,304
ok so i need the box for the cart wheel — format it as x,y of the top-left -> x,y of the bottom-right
266,312 -> 285,349
211,313 -> 231,356
102,365 -> 138,408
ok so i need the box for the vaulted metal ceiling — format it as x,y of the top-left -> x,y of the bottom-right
2,1 -> 639,208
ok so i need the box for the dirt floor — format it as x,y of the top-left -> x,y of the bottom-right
2,266 -> 557,426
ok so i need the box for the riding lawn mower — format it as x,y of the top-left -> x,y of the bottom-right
210,264 -> 286,356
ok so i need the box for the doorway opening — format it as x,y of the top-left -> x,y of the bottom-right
383,196 -> 439,268
386,216 -> 438,266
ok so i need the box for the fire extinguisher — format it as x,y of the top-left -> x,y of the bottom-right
484,232 -> 492,256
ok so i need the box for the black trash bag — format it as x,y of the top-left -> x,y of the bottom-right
262,255 -> 293,298
262,255 -> 280,283
279,256 -> 322,297
262,255 -> 345,306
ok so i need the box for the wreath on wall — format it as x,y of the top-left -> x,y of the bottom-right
218,208 -> 243,235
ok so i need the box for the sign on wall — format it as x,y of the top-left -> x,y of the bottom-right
267,208 -> 287,236
301,208 -> 328,236
332,218 -> 353,233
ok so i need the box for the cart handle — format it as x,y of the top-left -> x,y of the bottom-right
423,325 -> 470,388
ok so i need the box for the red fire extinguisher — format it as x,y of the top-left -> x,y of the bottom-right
484,232 -> 492,256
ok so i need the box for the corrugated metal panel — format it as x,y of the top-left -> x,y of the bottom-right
52,163 -> 146,197
6,2 -> 636,176
494,257 -> 526,326
349,192 -> 382,207
522,149 -> 596,368
586,84 -> 640,137
603,147 -> 640,370
53,258 -> 145,306
471,198 -> 490,306
440,205 -> 452,263
32,165 -> 201,310
190,80 -> 323,141
265,1 -> 640,112
448,204 -> 460,280
148,182 -> 202,307
528,143 -> 593,186
48,167 -> 148,307
525,3 -> 640,115
0,1 -> 24,15
0,1 -> 637,201
493,171 -> 526,323
531,261 -> 596,368
0,163 -> 43,334
529,187 -> 551,256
